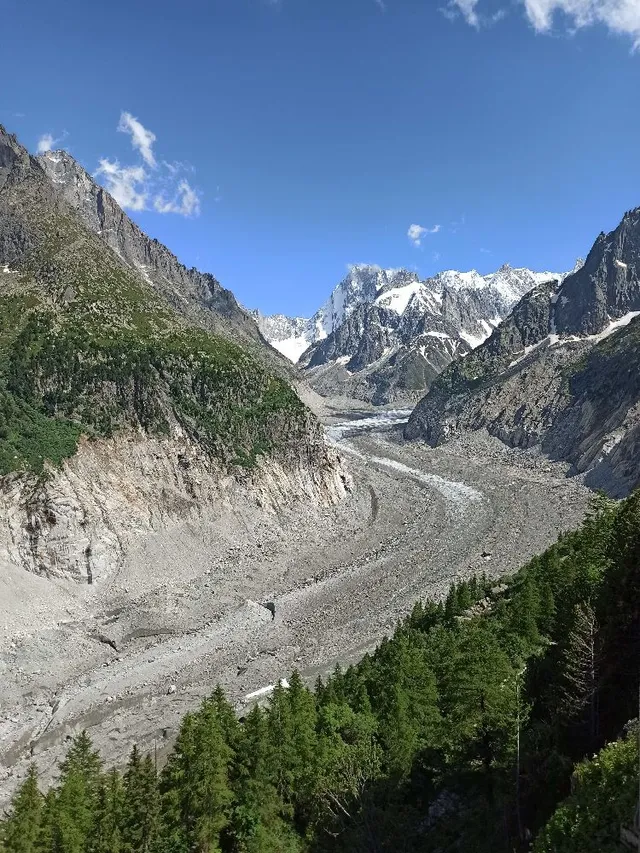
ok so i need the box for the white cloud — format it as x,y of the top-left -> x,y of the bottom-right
93,112 -> 202,217
446,0 -> 640,47
524,0 -> 640,46
449,0 -> 480,26
118,111 -> 157,168
374,0 -> 386,9
154,180 -> 201,217
94,158 -> 148,212
37,131 -> 65,153
408,223 -> 441,247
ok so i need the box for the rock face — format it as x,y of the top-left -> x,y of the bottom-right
256,263 -> 563,404
0,124 -> 348,582
0,430 -> 348,582
37,150 -> 283,365
406,207 -> 640,495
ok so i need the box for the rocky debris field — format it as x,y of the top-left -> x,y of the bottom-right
0,410 -> 591,804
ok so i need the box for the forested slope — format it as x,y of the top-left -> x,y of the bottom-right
2,490 -> 639,852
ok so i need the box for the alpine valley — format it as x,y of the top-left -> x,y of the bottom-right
2,119 -> 640,853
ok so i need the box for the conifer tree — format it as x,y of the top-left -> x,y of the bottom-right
122,747 -> 159,853
92,769 -> 124,853
229,706 -> 299,853
52,732 -> 104,853
160,704 -> 233,853
1,765 -> 42,853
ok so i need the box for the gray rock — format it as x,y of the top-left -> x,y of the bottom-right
406,207 -> 640,495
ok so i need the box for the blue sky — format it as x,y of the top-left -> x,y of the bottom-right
2,0 -> 640,316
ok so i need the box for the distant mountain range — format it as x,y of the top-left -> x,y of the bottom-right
406,206 -> 640,495
254,262 -> 575,404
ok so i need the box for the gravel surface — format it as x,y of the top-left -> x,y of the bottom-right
0,411 -> 591,803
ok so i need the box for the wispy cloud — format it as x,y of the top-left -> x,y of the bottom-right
94,112 -> 202,218
450,213 -> 466,234
154,180 -> 201,217
480,247 -> 492,254
408,223 -> 441,247
118,111 -> 157,168
37,131 -> 66,153
95,159 -> 148,211
444,0 -> 640,48
448,0 -> 480,26
374,0 -> 386,10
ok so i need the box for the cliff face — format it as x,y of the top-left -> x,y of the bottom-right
0,429 -> 349,583
405,208 -> 640,495
0,125 -> 348,582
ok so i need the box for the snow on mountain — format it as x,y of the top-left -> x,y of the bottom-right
253,265 -> 413,363
250,311 -> 312,362
254,262 -> 568,403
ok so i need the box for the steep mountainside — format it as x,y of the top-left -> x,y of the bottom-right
406,208 -> 640,495
257,263 -> 563,404
0,125 -> 347,581
38,150 -> 289,372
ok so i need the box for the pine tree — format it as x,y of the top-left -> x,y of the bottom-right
52,732 -> 104,853
210,686 -> 240,753
37,789 -> 57,853
228,706 -> 299,853
92,769 -> 124,853
287,671 -> 319,814
122,748 -> 159,853
2,765 -> 42,853
160,703 -> 233,853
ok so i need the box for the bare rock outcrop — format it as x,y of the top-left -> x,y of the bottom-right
0,430 -> 350,583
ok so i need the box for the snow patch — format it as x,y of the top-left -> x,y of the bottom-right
244,678 -> 290,702
507,312 -> 640,368
272,336 -> 310,363
374,281 -> 423,314
615,259 -> 628,270
459,328 -> 490,349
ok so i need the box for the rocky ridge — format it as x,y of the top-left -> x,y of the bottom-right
256,263 -> 564,404
37,149 -> 289,371
406,207 -> 640,495
0,125 -> 348,582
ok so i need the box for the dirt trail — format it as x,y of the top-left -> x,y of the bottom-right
0,412 -> 591,802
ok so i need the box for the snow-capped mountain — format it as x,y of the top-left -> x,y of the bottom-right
253,266 -> 414,363
256,263 -> 565,404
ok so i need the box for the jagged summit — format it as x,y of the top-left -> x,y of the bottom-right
255,261 -> 564,404
406,206 -> 640,495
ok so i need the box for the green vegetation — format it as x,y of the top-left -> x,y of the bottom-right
2,490 -> 639,852
534,733 -> 638,853
0,216 -> 307,474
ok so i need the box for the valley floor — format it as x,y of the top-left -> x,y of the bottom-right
0,411 -> 591,804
